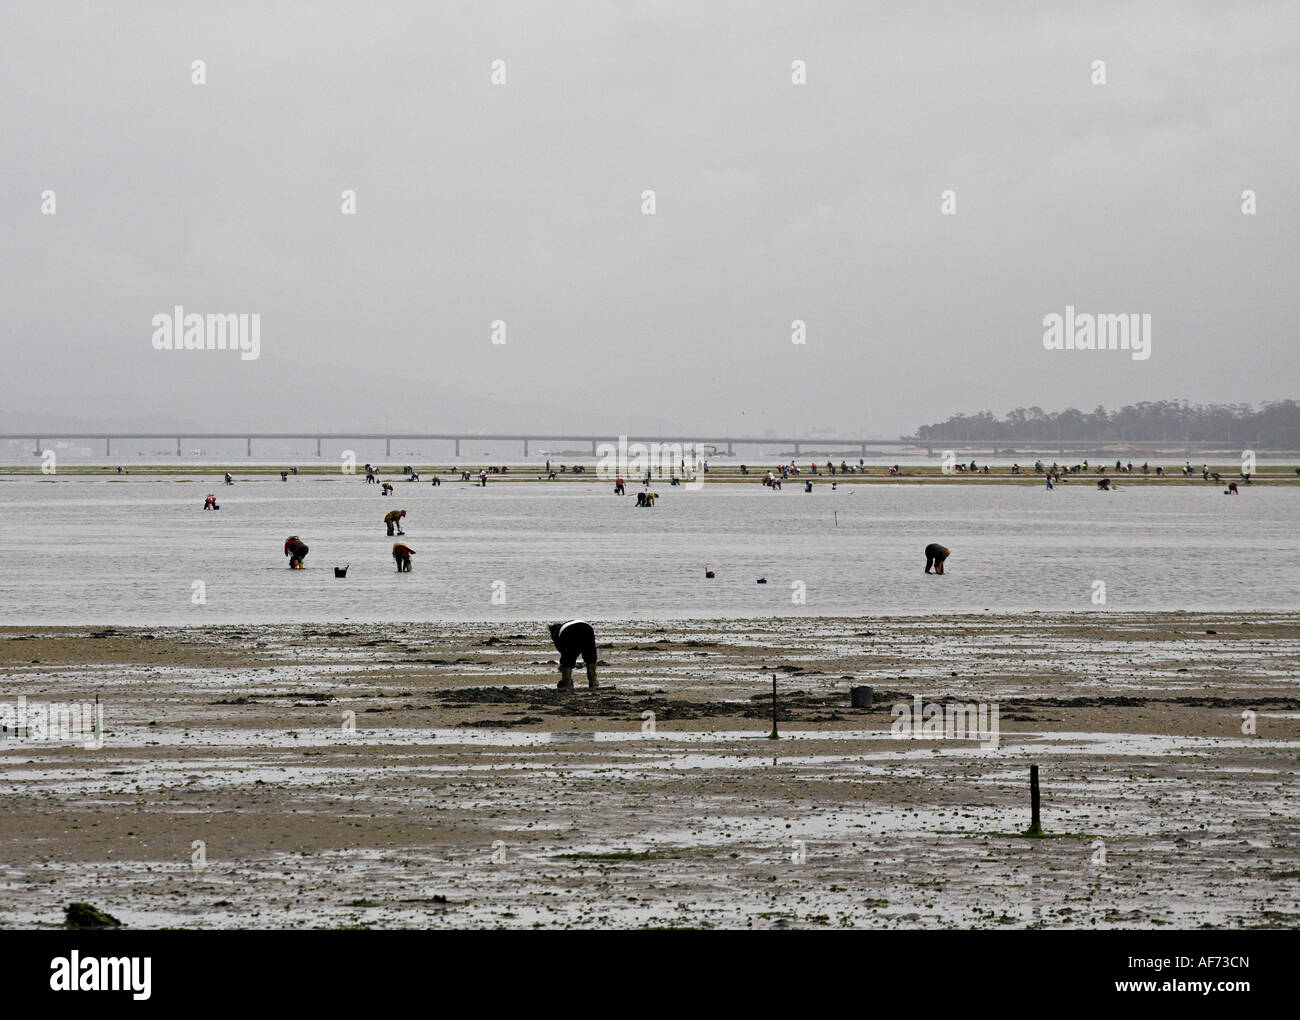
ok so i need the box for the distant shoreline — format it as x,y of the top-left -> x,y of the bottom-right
2,463 -> 1298,484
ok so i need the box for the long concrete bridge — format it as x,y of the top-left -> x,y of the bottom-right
0,432 -> 1280,458
8,431 -> 914,458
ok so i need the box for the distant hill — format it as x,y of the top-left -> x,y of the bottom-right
914,400 -> 1300,447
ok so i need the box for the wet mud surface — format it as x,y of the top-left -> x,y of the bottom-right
1,612 -> 1297,928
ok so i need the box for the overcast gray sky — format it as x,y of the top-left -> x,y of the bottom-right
1,0 -> 1295,437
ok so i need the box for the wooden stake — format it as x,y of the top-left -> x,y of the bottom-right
767,674 -> 779,740
1024,764 -> 1044,836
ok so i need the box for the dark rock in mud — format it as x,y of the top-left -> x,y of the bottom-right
65,902 -> 122,928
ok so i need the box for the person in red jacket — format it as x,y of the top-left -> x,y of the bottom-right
392,541 -> 414,572
284,536 -> 309,568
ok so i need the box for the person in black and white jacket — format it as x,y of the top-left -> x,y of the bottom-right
548,619 -> 599,690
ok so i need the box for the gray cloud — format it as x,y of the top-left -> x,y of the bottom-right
1,0 -> 1295,437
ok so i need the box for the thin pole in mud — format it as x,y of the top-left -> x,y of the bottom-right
768,674 -> 779,740
1024,764 -> 1044,836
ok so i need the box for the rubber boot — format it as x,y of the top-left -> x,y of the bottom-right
557,667 -> 573,690
586,662 -> 598,689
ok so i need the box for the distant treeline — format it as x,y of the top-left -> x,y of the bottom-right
914,400 -> 1300,446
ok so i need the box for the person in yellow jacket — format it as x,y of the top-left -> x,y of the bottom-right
385,508 -> 406,536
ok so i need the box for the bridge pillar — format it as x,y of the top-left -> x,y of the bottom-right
176,437 -> 182,456
106,437 -> 111,456
861,442 -> 866,457
316,437 -> 322,457
386,438 -> 391,457
727,441 -> 733,456
454,439 -> 460,458
523,439 -> 528,458
794,442 -> 800,456
591,439 -> 597,455
35,438 -> 40,455
247,436 -> 252,457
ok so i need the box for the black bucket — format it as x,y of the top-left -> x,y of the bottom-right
334,565 -> 349,578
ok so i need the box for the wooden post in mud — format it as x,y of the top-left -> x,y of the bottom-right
768,674 -> 779,740
1024,764 -> 1043,836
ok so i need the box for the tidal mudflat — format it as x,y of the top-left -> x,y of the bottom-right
1,612 -> 1296,929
